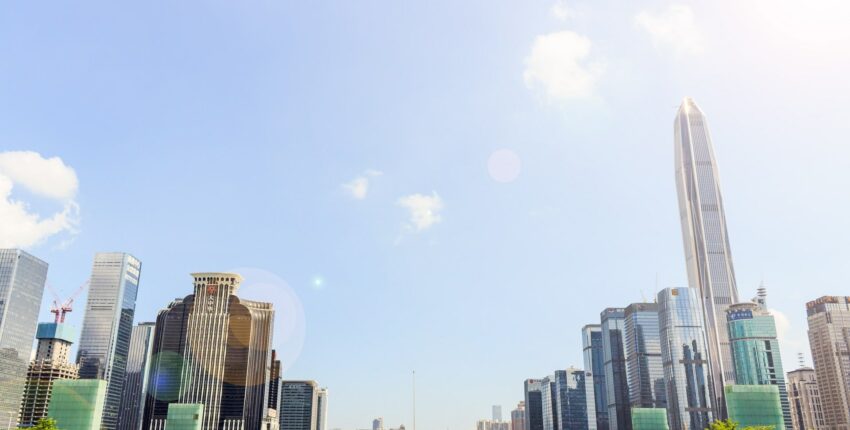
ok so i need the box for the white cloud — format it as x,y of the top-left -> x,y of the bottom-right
397,192 -> 443,231
551,0 -> 575,21
0,151 -> 80,248
342,170 -> 383,200
770,307 -> 810,367
635,4 -> 703,56
523,31 -> 604,102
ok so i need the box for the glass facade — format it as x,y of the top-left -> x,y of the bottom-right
118,322 -> 156,430
540,375 -> 558,430
77,252 -> 142,430
623,303 -> 666,409
48,379 -> 107,430
555,368 -> 596,430
280,381 -> 318,430
524,379 -> 544,430
601,308 -> 630,430
726,302 -> 791,429
0,249 -> 48,425
630,408 -> 668,430
725,385 -> 785,429
657,288 -> 713,430
675,97 -> 740,413
316,388 -> 328,430
582,325 -> 609,430
165,404 -> 204,430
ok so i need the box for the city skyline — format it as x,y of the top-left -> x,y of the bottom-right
4,1 -> 850,428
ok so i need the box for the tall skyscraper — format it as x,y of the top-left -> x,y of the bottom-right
524,379 -> 545,430
600,308 -> 630,430
280,380 -> 319,430
493,405 -> 503,422
316,388 -> 328,430
77,252 -> 142,430
657,287 -> 713,430
582,325 -> 609,430
117,322 -> 156,430
0,249 -> 48,426
19,322 -> 79,427
805,296 -> 850,428
142,273 -> 274,430
268,350 -> 282,414
674,97 -> 740,414
540,375 -> 558,430
511,402 -> 525,430
555,367 -> 596,430
786,367 -> 825,430
623,303 -> 666,409
726,301 -> 791,429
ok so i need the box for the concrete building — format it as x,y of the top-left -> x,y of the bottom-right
601,308 -> 630,430
77,252 -> 142,430
623,303 -> 666,409
511,402 -> 525,430
805,296 -> 850,429
316,388 -> 328,430
280,380 -> 319,430
493,405 -> 503,422
582,325 -> 609,430
48,379 -> 108,430
0,249 -> 48,425
18,322 -> 80,427
786,367 -> 825,430
118,322 -> 156,430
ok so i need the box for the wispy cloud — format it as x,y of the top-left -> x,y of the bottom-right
551,0 -> 575,21
397,192 -> 443,231
342,169 -> 383,200
523,31 -> 604,102
0,151 -> 80,248
635,4 -> 703,56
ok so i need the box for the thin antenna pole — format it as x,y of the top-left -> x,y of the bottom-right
413,370 -> 417,430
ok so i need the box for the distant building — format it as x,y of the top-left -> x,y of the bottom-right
19,322 -> 79,427
786,367 -> 825,430
77,252 -> 142,430
118,322 -> 156,430
0,249 -> 48,425
555,367 -> 596,430
630,409 -> 668,430
476,420 -> 509,430
623,303 -> 665,409
280,380 -> 319,430
600,308 -> 630,430
582,325 -> 608,430
724,385 -> 785,429
524,379 -> 545,430
726,301 -> 791,429
316,388 -> 328,430
268,351 -> 282,414
540,375 -> 558,430
373,418 -> 384,430
656,287 -> 713,430
493,405 -> 503,422
48,379 -> 108,430
510,402 -> 525,430
806,296 -> 850,428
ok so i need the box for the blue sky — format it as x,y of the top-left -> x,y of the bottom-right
3,0 -> 850,429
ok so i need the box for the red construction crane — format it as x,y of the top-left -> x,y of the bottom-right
46,279 -> 89,323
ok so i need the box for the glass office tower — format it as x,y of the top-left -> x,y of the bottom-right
726,302 -> 791,429
657,288 -> 713,430
280,381 -> 319,430
117,322 -> 156,430
601,308 -> 630,430
540,375 -> 558,430
623,303 -> 666,409
675,97 -> 740,415
724,385 -> 785,429
555,367 -> 596,430
524,379 -> 545,430
77,252 -> 142,430
0,249 -> 48,426
582,325 -> 609,430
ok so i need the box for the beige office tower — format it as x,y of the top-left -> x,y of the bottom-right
806,296 -> 850,429
786,367 -> 825,430
19,323 -> 80,426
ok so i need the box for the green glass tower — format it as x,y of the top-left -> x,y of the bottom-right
47,379 -> 107,430
724,385 -> 785,429
165,404 -> 204,430
726,300 -> 791,429
631,408 -> 668,430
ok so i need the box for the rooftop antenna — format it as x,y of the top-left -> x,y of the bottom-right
412,370 -> 416,430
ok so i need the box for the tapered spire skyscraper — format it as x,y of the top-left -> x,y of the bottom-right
674,97 -> 740,414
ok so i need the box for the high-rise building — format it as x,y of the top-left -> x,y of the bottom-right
19,322 -> 79,427
724,385 -> 785,429
656,287 -> 713,430
524,379 -> 545,430
674,97 -> 740,415
373,418 -> 384,430
142,273 -> 274,430
77,252 -> 142,430
555,367 -> 596,430
582,325 -> 609,430
726,301 -> 791,429
540,375 -> 558,430
118,322 -> 156,430
601,308 -> 630,430
0,249 -> 48,425
786,367 -> 825,430
48,379 -> 108,429
805,296 -> 850,428
493,405 -> 503,422
511,402 -> 525,430
316,388 -> 328,430
623,303 -> 666,409
280,380 -> 319,430
268,351 -> 282,414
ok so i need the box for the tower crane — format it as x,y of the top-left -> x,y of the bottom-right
45,279 -> 90,323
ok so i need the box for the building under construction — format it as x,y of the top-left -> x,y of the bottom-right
18,322 -> 79,427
